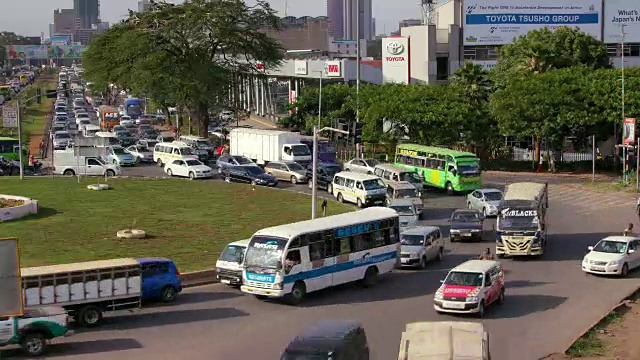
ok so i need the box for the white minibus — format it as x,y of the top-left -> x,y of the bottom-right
331,172 -> 387,208
241,207 -> 400,304
153,141 -> 197,167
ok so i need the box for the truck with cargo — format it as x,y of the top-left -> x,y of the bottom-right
21,257 -> 183,327
397,321 -> 490,360
1,238 -> 74,357
97,105 -> 120,130
230,128 -> 312,166
53,152 -> 121,177
495,182 -> 548,258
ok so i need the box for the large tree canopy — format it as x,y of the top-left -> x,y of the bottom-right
82,0 -> 283,135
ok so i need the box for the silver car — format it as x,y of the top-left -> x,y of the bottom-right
467,188 -> 504,217
343,158 -> 379,174
264,161 -> 307,184
388,198 -> 421,227
126,145 -> 153,163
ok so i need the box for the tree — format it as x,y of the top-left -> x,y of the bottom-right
282,83 -> 355,133
83,0 -> 283,136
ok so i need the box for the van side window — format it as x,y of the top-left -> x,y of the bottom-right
345,179 -> 355,188
374,168 -> 383,177
173,148 -> 180,155
383,170 -> 392,180
334,176 -> 344,185
356,181 -> 364,190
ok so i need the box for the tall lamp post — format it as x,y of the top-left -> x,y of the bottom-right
311,126 -> 349,219
621,24 -> 627,183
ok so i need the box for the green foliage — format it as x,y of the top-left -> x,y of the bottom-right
82,0 -> 283,136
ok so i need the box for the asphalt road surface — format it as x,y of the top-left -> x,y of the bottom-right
8,171 -> 640,359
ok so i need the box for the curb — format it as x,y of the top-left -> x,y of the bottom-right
181,269 -> 219,288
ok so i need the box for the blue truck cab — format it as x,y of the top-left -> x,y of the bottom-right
139,258 -> 183,303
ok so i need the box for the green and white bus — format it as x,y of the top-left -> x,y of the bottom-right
395,144 -> 482,194
0,137 -> 25,162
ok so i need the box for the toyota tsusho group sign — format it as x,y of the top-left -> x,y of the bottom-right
382,36 -> 410,84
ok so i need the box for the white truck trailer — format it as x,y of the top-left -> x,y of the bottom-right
397,321 -> 490,360
230,128 -> 312,165
21,258 -> 142,327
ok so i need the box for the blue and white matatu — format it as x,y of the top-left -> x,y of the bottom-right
241,207 -> 400,304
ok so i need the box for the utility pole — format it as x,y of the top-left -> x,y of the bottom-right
355,0 -> 362,154
621,24 -> 627,183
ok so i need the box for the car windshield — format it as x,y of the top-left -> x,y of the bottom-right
458,162 -> 481,176
116,132 -> 130,137
395,188 -> 419,198
592,240 -> 628,254
399,171 -> 421,183
362,179 -> 386,190
291,144 -> 310,156
452,212 -> 479,222
180,147 -> 194,155
287,162 -> 304,171
401,234 -> 424,246
113,126 -> 124,131
246,166 -> 264,175
80,120 -> 90,124
55,133 -> 70,139
364,159 -> 379,167
324,166 -> 341,177
195,139 -> 212,147
483,191 -> 503,201
444,271 -> 484,287
498,216 -> 538,231
281,352 -> 332,360
136,147 -> 149,152
112,147 -> 127,155
219,245 -> 246,263
185,160 -> 202,166
390,205 -> 415,215
244,237 -> 287,268
163,137 -> 175,142
233,156 -> 253,165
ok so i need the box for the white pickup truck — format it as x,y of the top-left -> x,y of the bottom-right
53,153 -> 121,177
0,307 -> 73,357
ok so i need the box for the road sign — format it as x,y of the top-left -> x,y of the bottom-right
623,118 -> 636,145
2,106 -> 17,128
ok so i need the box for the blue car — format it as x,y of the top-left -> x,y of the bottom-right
139,258 -> 183,303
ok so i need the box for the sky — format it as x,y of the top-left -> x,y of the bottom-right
0,0 -> 424,38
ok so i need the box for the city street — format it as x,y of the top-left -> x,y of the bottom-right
8,173 -> 636,360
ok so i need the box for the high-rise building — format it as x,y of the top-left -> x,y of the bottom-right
74,0 -> 100,30
138,0 -> 152,12
343,0 -> 373,41
327,0 -> 344,39
53,9 -> 76,35
48,23 -> 55,38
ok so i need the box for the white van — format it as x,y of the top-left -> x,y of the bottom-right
215,239 -> 250,286
82,124 -> 101,137
331,171 -> 387,208
153,141 -> 197,167
373,164 -> 424,190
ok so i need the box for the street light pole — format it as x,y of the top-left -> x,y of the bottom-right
355,0 -> 361,155
621,24 -> 627,183
318,71 -> 323,127
17,99 -> 24,179
311,126 -> 350,219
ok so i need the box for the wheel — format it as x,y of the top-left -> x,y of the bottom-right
357,198 -> 364,208
477,300 -> 486,317
189,172 -> 195,180
160,286 -> 178,303
308,179 -> 313,189
106,170 -> 115,177
21,332 -> 46,356
497,288 -> 505,305
157,159 -> 163,167
167,168 -> 173,176
287,281 -> 306,305
77,305 -> 103,327
621,263 -> 629,277
436,248 -> 444,262
362,267 -> 378,287
251,179 -> 257,185
327,183 -> 332,193
290,176 -> 297,184
419,256 -> 427,269
446,182 -> 454,195
337,192 -> 344,203
63,169 -> 75,176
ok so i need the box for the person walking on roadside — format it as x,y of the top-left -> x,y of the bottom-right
479,247 -> 495,260
624,223 -> 635,236
38,140 -> 45,158
636,196 -> 640,222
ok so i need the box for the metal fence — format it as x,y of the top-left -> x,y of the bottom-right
510,147 -> 593,162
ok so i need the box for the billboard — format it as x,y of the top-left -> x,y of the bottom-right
463,0 -> 602,45
623,118 -> 636,145
50,35 -> 72,46
325,60 -> 341,77
382,37 -> 410,84
0,238 -> 23,317
5,45 -> 86,59
604,0 -> 640,43
471,60 -> 498,71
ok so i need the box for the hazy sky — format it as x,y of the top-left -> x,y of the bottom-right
0,0 -> 423,37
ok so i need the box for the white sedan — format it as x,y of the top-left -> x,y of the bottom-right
343,158 -> 379,174
582,236 -> 640,277
165,159 -> 214,179
126,145 -> 153,163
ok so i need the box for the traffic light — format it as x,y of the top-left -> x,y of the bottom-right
354,122 -> 364,144
35,88 -> 41,104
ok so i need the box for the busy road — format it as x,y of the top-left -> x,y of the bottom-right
22,174 -> 636,360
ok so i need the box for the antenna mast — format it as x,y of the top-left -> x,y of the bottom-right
284,0 -> 288,16
421,0 -> 436,25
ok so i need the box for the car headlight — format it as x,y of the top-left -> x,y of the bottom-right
450,229 -> 459,233
410,252 -> 419,258
488,205 -> 496,209
466,296 -> 479,302
471,229 -> 481,232
273,282 -> 283,290
434,290 -> 444,300
609,261 -> 619,266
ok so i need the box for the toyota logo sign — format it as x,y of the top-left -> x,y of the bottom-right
386,42 -> 404,55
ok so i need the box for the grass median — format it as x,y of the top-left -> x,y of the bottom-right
2,177 -> 352,272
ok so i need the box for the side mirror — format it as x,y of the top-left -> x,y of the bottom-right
587,246 -> 594,251
629,249 -> 636,254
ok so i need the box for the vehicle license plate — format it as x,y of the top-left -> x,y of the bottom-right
221,279 -> 231,284
443,301 -> 465,309
590,266 -> 605,271
401,258 -> 409,263
375,200 -> 383,204
463,233 -> 472,237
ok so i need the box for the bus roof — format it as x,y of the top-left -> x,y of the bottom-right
503,182 -> 547,201
0,137 -> 18,141
254,207 -> 398,240
398,321 -> 487,360
397,144 -> 477,159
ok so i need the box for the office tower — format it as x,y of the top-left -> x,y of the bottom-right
53,9 -> 75,35
48,23 -> 55,38
327,0 -> 345,39
343,0 -> 373,41
74,0 -> 100,29
138,0 -> 152,12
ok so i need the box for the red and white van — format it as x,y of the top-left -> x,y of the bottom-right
433,260 -> 505,317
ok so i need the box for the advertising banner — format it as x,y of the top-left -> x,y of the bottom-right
50,35 -> 72,46
294,60 -> 308,75
471,60 -> 498,71
604,0 -> 640,43
382,37 -> 410,84
325,60 -> 341,77
5,45 -> 86,59
623,117 -> 636,145
0,238 -> 23,317
463,0 -> 602,45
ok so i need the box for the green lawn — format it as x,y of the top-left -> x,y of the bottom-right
1,177 -> 352,272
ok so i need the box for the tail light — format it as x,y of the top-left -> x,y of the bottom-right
175,268 -> 180,276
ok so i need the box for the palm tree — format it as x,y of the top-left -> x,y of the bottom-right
451,62 -> 492,101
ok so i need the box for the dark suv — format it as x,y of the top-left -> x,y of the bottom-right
306,162 -> 342,191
